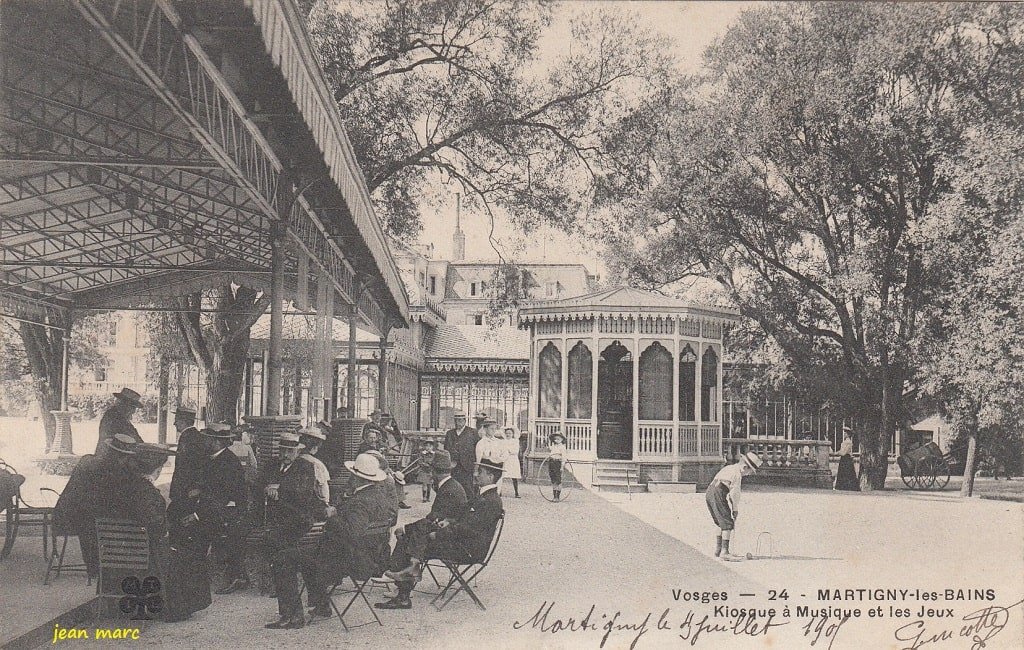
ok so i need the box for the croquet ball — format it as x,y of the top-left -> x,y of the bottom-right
746,552 -> 753,560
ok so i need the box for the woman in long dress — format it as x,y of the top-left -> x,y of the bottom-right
834,428 -> 860,491
502,427 -> 522,498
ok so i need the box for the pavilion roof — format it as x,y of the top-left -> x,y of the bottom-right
0,0 -> 407,336
517,286 -> 741,324
425,323 -> 530,361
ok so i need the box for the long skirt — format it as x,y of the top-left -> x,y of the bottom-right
834,454 -> 860,491
705,481 -> 735,531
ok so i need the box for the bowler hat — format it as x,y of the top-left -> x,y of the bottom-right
201,422 -> 234,439
369,409 -> 383,417
345,453 -> 387,482
112,388 -> 143,408
299,426 -> 327,442
475,458 -> 504,475
430,449 -> 457,473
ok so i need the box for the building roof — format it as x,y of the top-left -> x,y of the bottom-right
424,323 -> 530,360
518,286 -> 741,323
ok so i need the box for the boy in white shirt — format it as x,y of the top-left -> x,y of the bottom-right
705,451 -> 761,561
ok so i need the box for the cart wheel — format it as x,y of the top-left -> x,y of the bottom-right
536,457 -> 577,503
900,470 -> 915,489
933,460 -> 951,490
920,458 -> 938,490
910,461 -> 927,490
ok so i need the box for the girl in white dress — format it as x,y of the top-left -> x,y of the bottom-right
502,427 -> 522,498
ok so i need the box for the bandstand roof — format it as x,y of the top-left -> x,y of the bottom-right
0,0 -> 408,336
424,323 -> 529,374
517,286 -> 741,324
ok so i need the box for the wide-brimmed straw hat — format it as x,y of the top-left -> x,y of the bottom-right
278,432 -> 304,450
345,453 -> 387,481
548,432 -> 565,443
741,451 -> 762,470
112,388 -> 143,408
104,434 -> 139,455
174,406 -> 196,418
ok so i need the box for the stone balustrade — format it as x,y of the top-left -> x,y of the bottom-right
723,437 -> 833,488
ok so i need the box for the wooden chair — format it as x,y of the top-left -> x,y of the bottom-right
431,512 -> 505,611
0,462 -> 55,561
94,518 -> 151,617
41,487 -> 90,585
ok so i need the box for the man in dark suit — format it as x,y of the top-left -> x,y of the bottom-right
94,388 -> 143,453
375,458 -> 503,610
264,432 -> 333,623
444,411 -> 479,499
168,406 -> 201,503
280,454 -> 394,626
190,424 -> 251,594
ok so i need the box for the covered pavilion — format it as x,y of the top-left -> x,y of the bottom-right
0,0 -> 409,452
518,286 -> 741,488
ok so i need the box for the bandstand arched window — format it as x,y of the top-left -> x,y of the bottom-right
639,342 -> 673,421
701,347 -> 719,422
567,341 -> 593,419
538,342 -> 562,418
679,344 -> 697,421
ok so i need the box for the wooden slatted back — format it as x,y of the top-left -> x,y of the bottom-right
298,521 -> 326,549
95,518 -> 150,571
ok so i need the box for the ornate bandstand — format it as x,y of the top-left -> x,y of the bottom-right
518,287 -> 741,488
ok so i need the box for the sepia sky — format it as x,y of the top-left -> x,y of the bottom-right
416,1 -> 755,275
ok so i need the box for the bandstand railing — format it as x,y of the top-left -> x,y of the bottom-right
637,422 -> 723,460
637,421 -> 674,457
722,438 -> 831,470
533,418 -> 592,458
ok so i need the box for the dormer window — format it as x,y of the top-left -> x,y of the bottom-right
430,275 -> 437,295
470,282 -> 477,296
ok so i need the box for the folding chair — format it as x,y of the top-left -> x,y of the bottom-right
308,522 -> 389,631
42,488 -> 90,585
95,518 -> 150,617
431,512 -> 505,611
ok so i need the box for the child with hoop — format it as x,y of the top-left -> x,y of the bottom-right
547,432 -> 567,502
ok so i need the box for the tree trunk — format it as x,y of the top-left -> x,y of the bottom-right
205,335 -> 251,425
859,374 -> 900,491
18,322 -> 65,452
960,432 -> 978,498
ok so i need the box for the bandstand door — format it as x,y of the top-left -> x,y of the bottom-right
597,342 -> 633,459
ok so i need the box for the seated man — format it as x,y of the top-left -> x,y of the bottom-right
264,432 -> 333,627
267,453 -> 392,628
394,450 -> 466,547
375,458 -> 503,610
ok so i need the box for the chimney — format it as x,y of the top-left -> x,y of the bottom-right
452,193 -> 466,262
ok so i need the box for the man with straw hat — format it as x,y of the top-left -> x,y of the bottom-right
376,457 -> 503,610
705,451 -> 762,562
94,387 -> 144,454
302,453 -> 394,623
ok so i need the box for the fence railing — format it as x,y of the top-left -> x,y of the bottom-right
723,437 -> 831,470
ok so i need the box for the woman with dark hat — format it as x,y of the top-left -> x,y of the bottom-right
834,427 -> 860,491
94,387 -> 144,453
547,432 -> 568,501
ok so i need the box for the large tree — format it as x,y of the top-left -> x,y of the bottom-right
1,313 -> 112,451
597,3 -> 1012,489
917,4 -> 1024,492
143,285 -> 270,424
303,0 -> 673,238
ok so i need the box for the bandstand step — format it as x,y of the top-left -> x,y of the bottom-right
646,481 -> 697,493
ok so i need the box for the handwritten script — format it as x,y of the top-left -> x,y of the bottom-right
893,598 -> 1024,650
